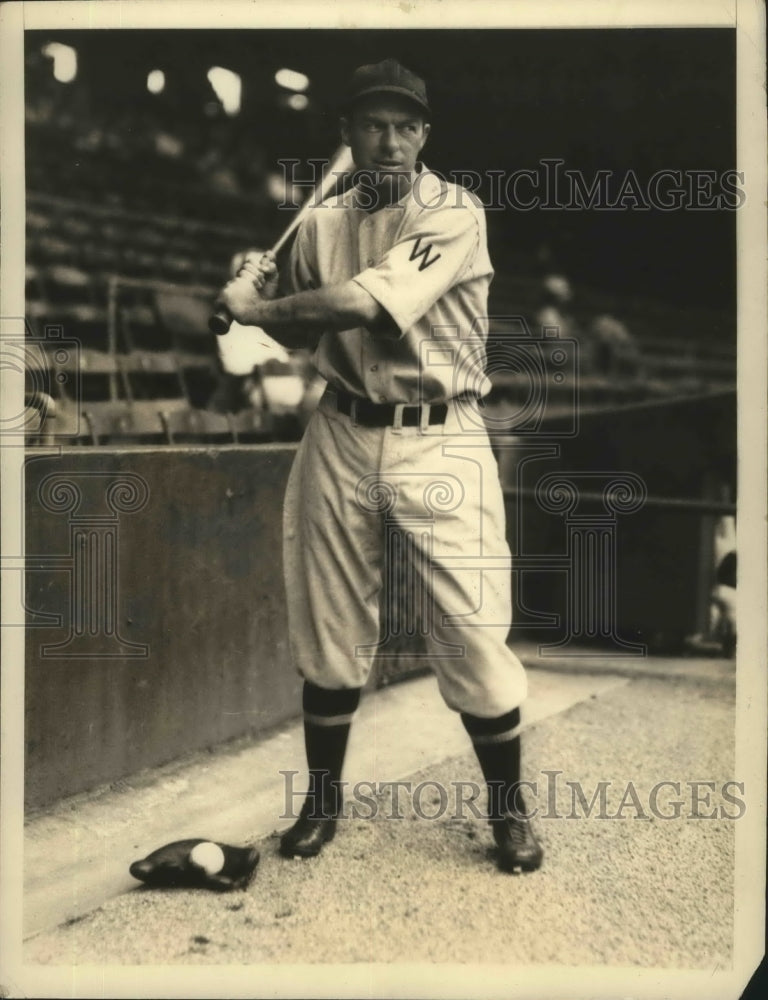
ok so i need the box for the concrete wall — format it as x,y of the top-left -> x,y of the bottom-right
24,446 -> 301,810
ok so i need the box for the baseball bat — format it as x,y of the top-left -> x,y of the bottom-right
208,145 -> 354,335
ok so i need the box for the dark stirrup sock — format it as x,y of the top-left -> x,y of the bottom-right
301,681 -> 361,819
461,707 -> 524,819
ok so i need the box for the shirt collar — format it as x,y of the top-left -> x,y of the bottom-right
345,162 -> 435,212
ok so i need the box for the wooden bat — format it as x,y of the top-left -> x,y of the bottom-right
208,145 -> 354,335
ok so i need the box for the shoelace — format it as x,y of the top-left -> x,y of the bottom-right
500,814 -> 532,847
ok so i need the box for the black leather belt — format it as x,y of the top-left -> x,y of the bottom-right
335,390 -> 449,428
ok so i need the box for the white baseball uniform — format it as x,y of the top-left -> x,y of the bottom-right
282,166 -> 527,718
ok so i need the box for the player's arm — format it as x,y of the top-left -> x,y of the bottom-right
351,202 -> 482,337
217,258 -> 397,350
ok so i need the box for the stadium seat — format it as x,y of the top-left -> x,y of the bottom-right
26,300 -> 49,324
162,407 -> 235,445
80,402 -> 131,445
123,367 -> 187,404
58,216 -> 94,241
121,247 -> 161,277
119,302 -> 170,352
197,262 -> 227,286
45,264 -> 93,304
80,242 -> 122,272
82,399 -> 201,445
165,233 -> 202,256
26,264 -> 44,300
99,220 -> 127,244
56,302 -> 109,351
80,347 -> 119,375
26,209 -> 50,233
120,350 -> 180,375
154,288 -> 212,340
30,234 -> 72,263
120,401 -> 174,444
132,225 -> 167,250
161,254 -> 197,279
227,407 -> 274,444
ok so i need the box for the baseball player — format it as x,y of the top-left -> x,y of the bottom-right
217,59 -> 543,873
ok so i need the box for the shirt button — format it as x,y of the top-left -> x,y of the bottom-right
378,394 -> 387,402
367,257 -> 375,266
370,364 -> 378,371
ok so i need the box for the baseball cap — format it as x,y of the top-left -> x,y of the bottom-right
345,58 -> 430,117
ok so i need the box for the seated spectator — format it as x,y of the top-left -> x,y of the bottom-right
711,550 -> 736,658
684,548 -> 737,659
535,274 -> 594,372
590,313 -> 642,378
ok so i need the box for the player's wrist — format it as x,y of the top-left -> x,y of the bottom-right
241,296 -> 269,327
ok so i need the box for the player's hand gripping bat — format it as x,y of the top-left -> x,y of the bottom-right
208,146 -> 354,335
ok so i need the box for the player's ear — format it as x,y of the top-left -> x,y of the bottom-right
340,116 -> 351,147
418,122 -> 431,153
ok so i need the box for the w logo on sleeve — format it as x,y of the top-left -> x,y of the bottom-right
408,237 -> 442,272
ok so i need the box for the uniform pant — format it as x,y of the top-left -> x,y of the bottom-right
282,388 -> 527,718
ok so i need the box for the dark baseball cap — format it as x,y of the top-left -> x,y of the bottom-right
345,58 -> 430,117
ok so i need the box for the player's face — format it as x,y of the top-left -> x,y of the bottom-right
341,96 -> 430,204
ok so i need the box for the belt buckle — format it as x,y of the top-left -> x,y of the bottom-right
391,402 -> 407,433
420,403 -> 433,434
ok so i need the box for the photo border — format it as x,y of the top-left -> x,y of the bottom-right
1,2 -> 765,998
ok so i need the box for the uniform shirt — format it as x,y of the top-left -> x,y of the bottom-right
289,166 -> 494,405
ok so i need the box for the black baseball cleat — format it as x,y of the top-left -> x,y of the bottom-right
279,799 -> 339,859
491,813 -> 544,874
